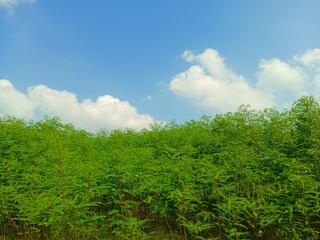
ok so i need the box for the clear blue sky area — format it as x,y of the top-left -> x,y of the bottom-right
1,0 -> 320,131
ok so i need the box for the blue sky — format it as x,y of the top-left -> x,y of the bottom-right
1,0 -> 320,132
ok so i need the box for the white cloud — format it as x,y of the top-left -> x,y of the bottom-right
0,79 -> 35,119
169,48 -> 320,112
0,80 -> 154,132
294,49 -> 320,68
170,49 -> 274,112
312,74 -> 320,96
0,0 -> 36,8
257,58 -> 307,94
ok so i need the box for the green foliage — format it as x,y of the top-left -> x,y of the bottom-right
1,96 -> 320,239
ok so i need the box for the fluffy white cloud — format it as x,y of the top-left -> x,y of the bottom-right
170,49 -> 274,112
257,58 -> 307,94
0,0 -> 36,8
294,49 -> 320,68
0,80 -> 154,132
312,74 -> 320,96
169,48 -> 320,112
0,79 -> 35,119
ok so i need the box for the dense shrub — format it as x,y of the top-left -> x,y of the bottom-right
1,96 -> 320,239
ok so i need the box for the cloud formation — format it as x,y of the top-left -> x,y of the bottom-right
170,49 -> 273,112
0,0 -> 36,8
0,80 -> 154,132
294,49 -> 320,68
169,48 -> 320,112
257,58 -> 307,93
0,80 -> 35,119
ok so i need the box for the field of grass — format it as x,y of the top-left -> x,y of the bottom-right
1,96 -> 320,239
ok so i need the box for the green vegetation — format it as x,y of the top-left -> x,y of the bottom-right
1,96 -> 320,239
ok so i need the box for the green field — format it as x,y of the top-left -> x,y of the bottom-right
1,96 -> 320,239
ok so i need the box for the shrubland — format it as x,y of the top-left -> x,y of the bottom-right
1,96 -> 320,239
